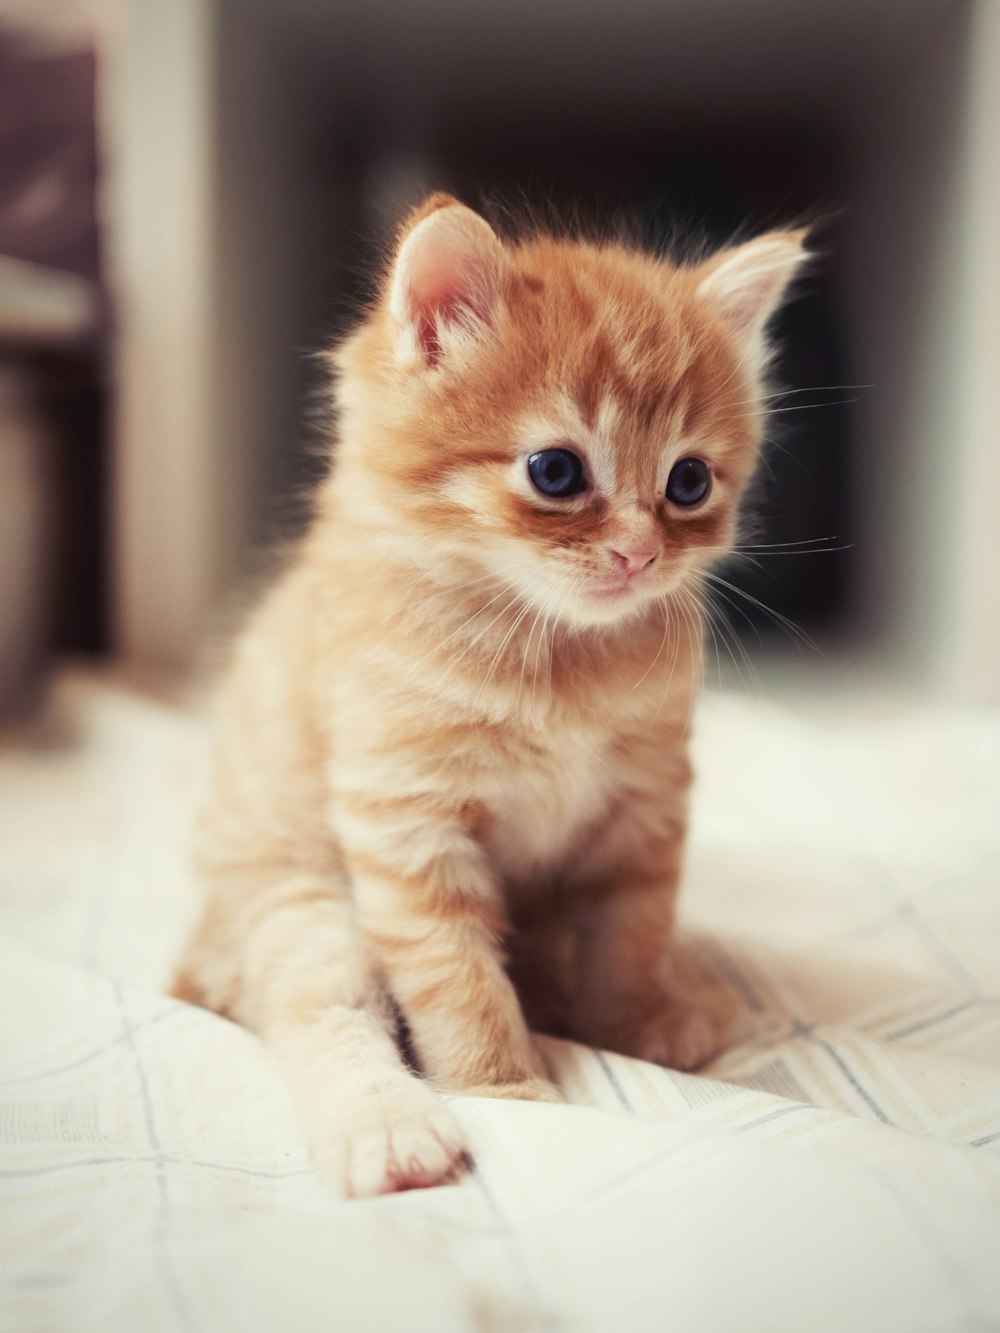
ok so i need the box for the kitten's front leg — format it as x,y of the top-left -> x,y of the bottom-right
333,786 -> 561,1103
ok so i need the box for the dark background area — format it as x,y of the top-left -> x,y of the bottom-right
0,32 -> 107,689
8,0 -> 981,701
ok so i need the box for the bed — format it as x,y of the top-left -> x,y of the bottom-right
2,670 -> 998,1331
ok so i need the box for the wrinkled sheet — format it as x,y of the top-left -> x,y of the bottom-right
1,672 -> 999,1332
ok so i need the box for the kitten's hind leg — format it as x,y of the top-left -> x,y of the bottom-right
506,902 -> 576,1039
572,883 -> 721,1072
172,870 -> 468,1198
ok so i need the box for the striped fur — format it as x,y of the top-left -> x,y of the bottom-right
172,196 -> 809,1196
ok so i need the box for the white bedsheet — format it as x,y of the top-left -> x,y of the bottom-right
1,672 -> 999,1332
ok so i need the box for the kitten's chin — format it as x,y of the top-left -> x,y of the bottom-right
558,567 -> 698,630
562,582 -> 660,629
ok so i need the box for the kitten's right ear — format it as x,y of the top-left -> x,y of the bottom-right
387,195 -> 507,369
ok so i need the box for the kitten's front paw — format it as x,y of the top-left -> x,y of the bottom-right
312,1091 -> 469,1198
607,1004 -> 721,1072
345,1110 -> 469,1198
458,1077 -> 565,1104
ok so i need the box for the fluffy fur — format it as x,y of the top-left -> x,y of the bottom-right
172,195 -> 809,1197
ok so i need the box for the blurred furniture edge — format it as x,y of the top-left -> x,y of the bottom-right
0,260 -> 101,715
0,11 -> 107,718
0,257 -> 98,346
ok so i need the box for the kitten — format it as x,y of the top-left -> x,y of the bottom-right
171,194 -> 809,1197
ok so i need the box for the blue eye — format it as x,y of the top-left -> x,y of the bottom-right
665,457 -> 711,507
527,448 -> 587,498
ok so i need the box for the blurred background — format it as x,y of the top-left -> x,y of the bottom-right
1,0 -> 997,717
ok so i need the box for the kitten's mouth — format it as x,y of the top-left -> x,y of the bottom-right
586,578 -> 639,602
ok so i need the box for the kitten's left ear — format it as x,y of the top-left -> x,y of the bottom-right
388,194 -> 508,369
695,229 -> 811,371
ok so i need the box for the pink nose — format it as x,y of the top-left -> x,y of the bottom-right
608,544 -> 658,575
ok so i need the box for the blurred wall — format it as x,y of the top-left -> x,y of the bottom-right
846,0 -> 1000,705
948,0 -> 1000,705
102,0 -> 1000,702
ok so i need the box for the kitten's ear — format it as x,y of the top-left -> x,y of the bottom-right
695,229 -> 811,370
388,194 -> 507,369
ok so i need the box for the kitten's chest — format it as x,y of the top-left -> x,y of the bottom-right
480,724 -> 615,884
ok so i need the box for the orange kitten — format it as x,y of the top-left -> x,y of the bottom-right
172,195 -> 809,1197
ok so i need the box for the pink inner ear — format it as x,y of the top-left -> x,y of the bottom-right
696,233 -> 808,351
394,210 -> 502,366
411,258 -> 484,366
717,277 -> 779,342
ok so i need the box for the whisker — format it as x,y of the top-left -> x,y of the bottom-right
404,580 -> 522,676
702,587 -> 758,691
652,597 -> 682,721
700,594 -> 725,688
754,398 -> 859,416
545,585 -> 568,708
475,598 -> 536,703
664,590 -> 703,725
631,598 -> 671,691
698,537 -> 849,557
685,586 -> 712,705
458,591 -> 525,661
518,594 -> 551,716
534,588 -> 561,715
395,559 -> 523,599
707,582 -> 763,647
726,382 -> 873,409
724,546 -> 850,559
701,570 -> 819,652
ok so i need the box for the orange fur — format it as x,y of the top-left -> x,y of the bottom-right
172,196 -> 809,1197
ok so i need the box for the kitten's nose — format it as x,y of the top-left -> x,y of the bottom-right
608,543 -> 659,575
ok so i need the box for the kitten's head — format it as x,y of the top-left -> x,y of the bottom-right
333,194 -> 809,629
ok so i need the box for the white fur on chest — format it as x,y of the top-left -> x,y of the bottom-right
481,725 -> 613,885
